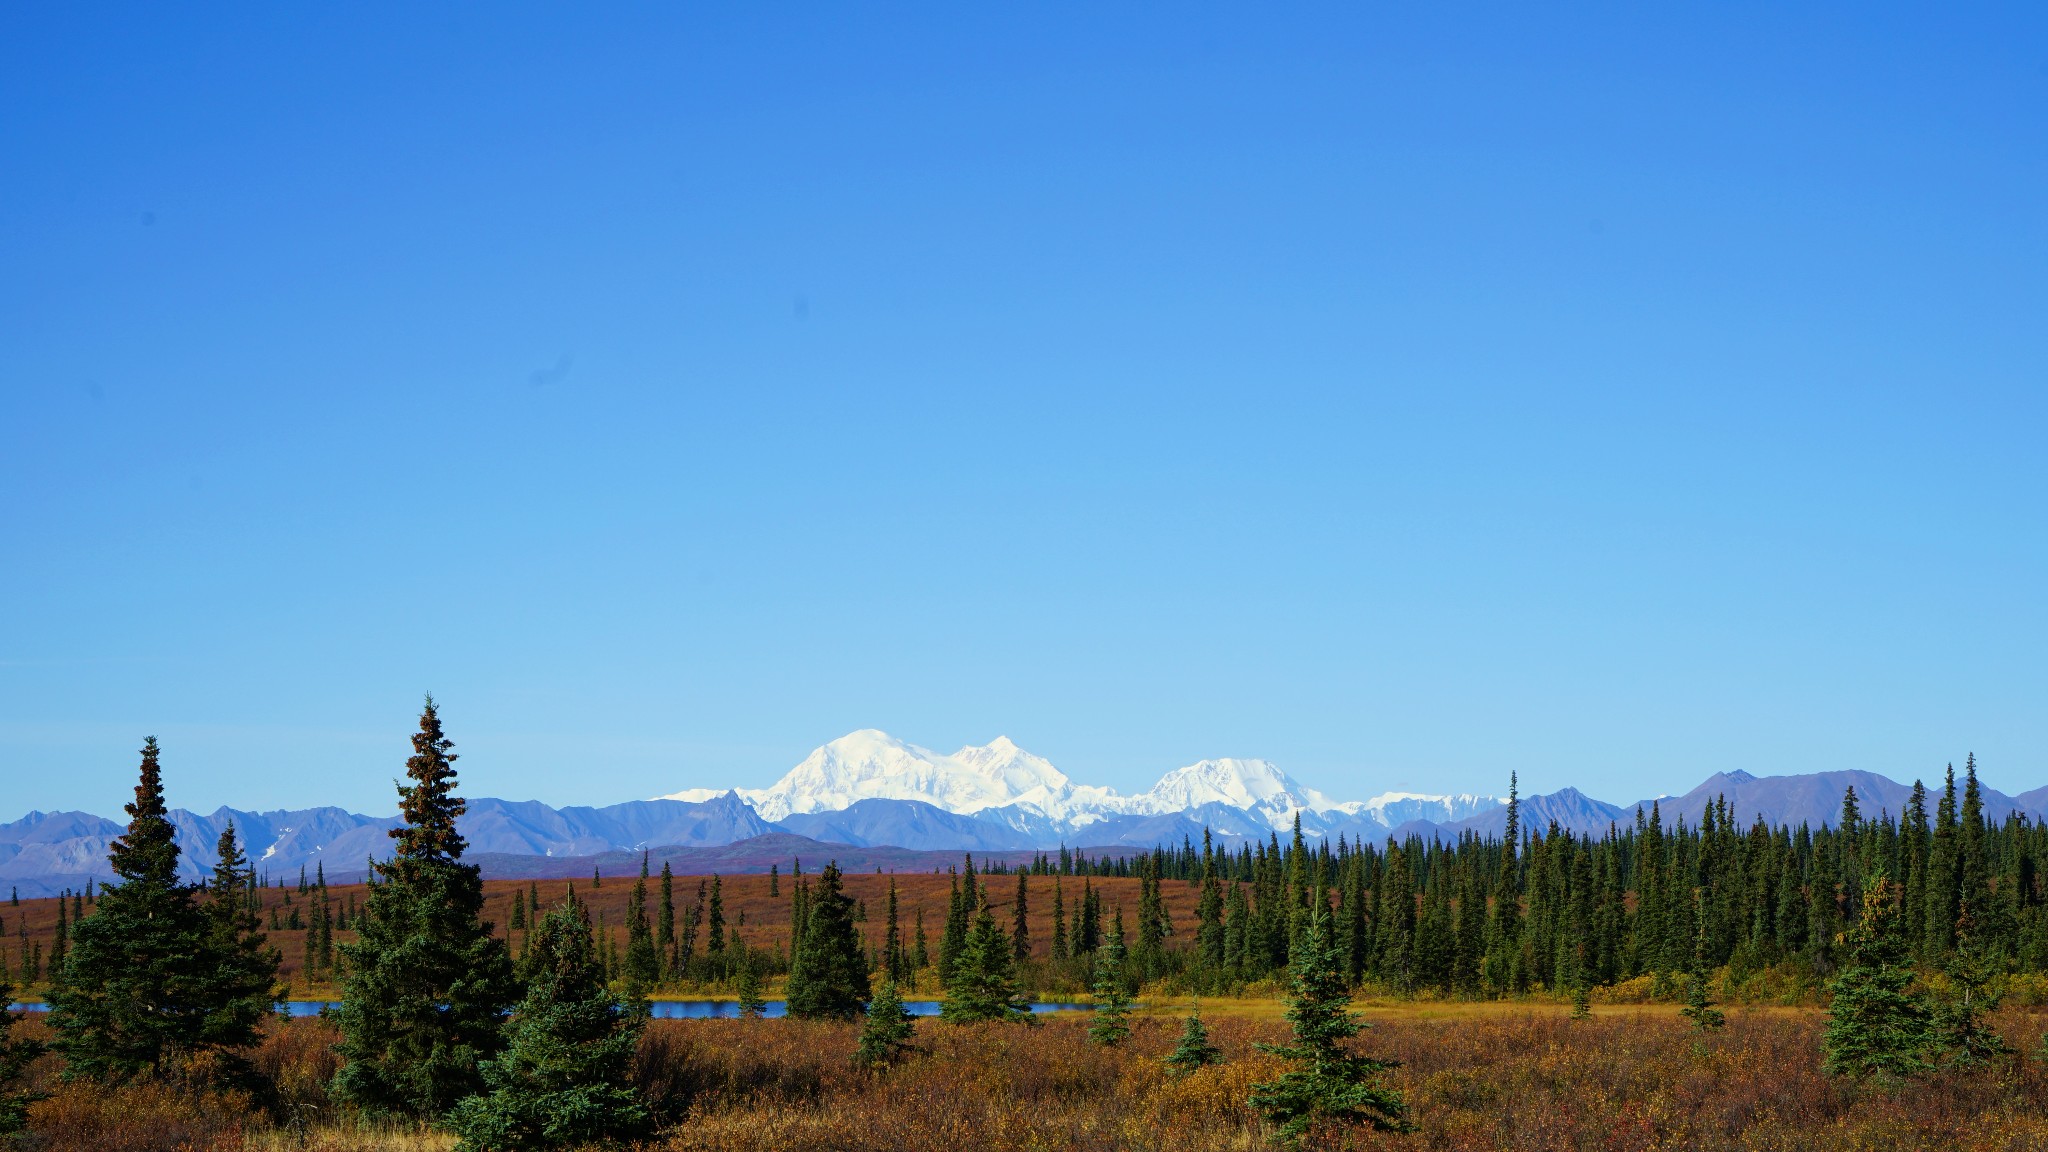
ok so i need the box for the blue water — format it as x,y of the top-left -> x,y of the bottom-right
645,999 -> 1095,1019
10,999 -> 1096,1019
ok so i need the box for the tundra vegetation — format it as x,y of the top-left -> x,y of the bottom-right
4,714 -> 2048,1149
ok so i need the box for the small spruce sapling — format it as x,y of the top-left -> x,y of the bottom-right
854,978 -> 916,1068
445,900 -> 651,1151
1087,926 -> 1133,1046
1678,891 -> 1724,1031
1164,1008 -> 1223,1074
1569,975 -> 1592,1021
1248,903 -> 1412,1146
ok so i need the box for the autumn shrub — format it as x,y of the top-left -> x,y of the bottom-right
20,1080 -> 246,1152
637,1008 -> 2048,1152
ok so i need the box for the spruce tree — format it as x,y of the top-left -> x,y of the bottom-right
656,863 -> 675,977
784,861 -> 870,1019
1569,974 -> 1592,1021
199,824 -> 282,1060
1822,869 -> 1932,1079
1197,866 -> 1226,971
733,958 -> 767,1019
883,880 -> 905,981
706,874 -> 726,955
938,871 -> 970,986
0,979 -> 45,1133
1678,893 -> 1724,1031
1050,879 -> 1068,962
941,898 -> 1030,1024
1929,910 -> 2010,1068
1012,871 -> 1032,962
1165,1008 -> 1223,1073
1249,903 -> 1411,1146
1086,926 -> 1133,1046
50,738 -> 265,1082
335,698 -> 518,1118
1482,774 -> 1524,996
624,857 -> 660,998
445,899 -> 650,1151
853,978 -> 916,1067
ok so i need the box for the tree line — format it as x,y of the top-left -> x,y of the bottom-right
6,706 -> 2039,1148
1,701 -> 1412,1148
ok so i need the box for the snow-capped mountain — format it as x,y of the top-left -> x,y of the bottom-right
663,730 -> 1120,823
1129,758 -> 1340,821
663,730 -> 1499,840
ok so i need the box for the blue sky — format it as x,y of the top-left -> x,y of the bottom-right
3,5 -> 2044,817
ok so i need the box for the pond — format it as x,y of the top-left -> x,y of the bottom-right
10,999 -> 1099,1019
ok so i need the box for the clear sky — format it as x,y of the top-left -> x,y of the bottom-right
3,5 -> 2044,818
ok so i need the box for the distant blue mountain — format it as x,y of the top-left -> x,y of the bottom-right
778,798 -> 1041,851
4,767 -> 2045,895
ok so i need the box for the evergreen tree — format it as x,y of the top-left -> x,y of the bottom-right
335,699 -> 518,1118
1482,773 -> 1524,996
1249,903 -> 1411,1145
939,872 -> 970,986
706,874 -> 726,955
1569,973 -> 1592,1021
656,863 -> 675,977
50,738 -> 266,1082
1678,893 -> 1724,1031
1823,870 -> 1932,1079
785,862 -> 870,1019
853,978 -> 917,1068
445,900 -> 651,1151
624,858 -> 660,997
0,978 -> 45,1133
1197,864 -> 1227,972
1165,1008 -> 1223,1073
1012,871 -> 1032,962
883,880 -> 905,982
199,823 -> 282,1060
941,898 -> 1029,1024
1086,926 -> 1133,1046
1050,878 -> 1068,962
1929,910 -> 2010,1069
733,958 -> 767,1019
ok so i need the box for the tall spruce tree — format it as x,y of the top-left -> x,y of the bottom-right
624,856 -> 660,999
335,699 -> 518,1118
1249,903 -> 1411,1146
50,738 -> 267,1082
784,861 -> 870,1019
199,824 -> 282,1061
1482,773 -> 1524,995
1012,871 -> 1032,962
446,899 -> 651,1151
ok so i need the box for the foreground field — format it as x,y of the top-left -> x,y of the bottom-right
14,1005 -> 2048,1151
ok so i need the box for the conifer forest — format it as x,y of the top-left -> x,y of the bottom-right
6,710 -> 2048,1151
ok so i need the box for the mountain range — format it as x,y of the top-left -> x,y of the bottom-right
3,729 -> 2041,897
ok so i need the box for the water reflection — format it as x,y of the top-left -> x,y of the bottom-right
11,999 -> 1099,1019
